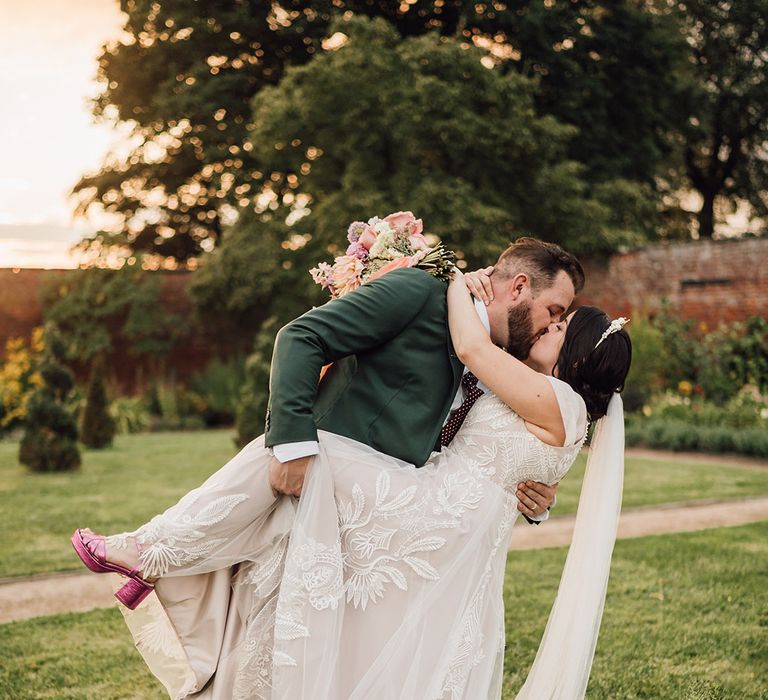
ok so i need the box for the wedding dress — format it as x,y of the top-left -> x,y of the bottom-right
108,376 -> 587,699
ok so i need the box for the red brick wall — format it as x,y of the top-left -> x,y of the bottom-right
578,238 -> 768,326
0,268 -> 218,391
1,238 -> 766,385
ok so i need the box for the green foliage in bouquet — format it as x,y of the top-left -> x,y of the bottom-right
80,356 -> 117,449
19,326 -> 81,472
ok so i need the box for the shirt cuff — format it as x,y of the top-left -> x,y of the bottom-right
527,508 -> 550,523
272,441 -> 320,463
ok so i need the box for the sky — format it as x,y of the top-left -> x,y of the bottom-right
0,2 -> 756,269
0,0 -> 126,268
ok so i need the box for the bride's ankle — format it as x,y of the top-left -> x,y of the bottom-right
105,535 -> 156,581
133,538 -> 158,583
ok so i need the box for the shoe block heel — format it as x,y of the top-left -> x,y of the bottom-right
115,577 -> 154,610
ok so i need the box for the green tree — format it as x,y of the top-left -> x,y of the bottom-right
188,210 -> 320,344
235,317 -> 281,446
42,264 -> 181,366
80,356 -> 117,449
73,1 -> 685,261
19,326 -> 81,472
475,1 -> 688,232
669,0 -> 768,238
248,17 -> 638,262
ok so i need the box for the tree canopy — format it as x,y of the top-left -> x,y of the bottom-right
42,265 -> 181,363
668,0 -> 768,238
248,16 -> 650,262
72,0 -> 726,262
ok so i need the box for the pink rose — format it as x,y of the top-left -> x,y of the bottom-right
346,242 -> 369,260
406,218 -> 424,236
384,211 -> 420,233
408,233 -> 430,252
358,225 -> 378,251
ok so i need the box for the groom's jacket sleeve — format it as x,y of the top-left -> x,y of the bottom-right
264,268 -> 436,448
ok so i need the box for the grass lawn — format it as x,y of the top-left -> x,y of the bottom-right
0,430 -> 767,578
1,522 -> 765,699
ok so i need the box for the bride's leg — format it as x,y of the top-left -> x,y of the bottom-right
102,436 -> 286,580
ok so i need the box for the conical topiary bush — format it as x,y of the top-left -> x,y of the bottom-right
19,325 -> 81,472
80,355 -> 116,449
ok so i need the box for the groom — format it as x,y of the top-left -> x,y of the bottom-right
265,237 -> 585,522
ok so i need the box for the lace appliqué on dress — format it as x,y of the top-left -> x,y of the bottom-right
273,536 -> 344,668
338,469 -> 485,611
437,497 -> 516,700
134,493 -> 250,578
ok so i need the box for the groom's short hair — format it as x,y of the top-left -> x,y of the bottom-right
493,237 -> 585,294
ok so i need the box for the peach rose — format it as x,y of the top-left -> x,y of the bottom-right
384,211 -> 423,236
408,233 -> 430,252
358,225 -> 378,251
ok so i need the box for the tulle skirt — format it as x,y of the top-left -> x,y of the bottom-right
112,431 -> 518,699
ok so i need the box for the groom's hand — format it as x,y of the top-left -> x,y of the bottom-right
515,480 -> 558,518
269,455 -> 313,498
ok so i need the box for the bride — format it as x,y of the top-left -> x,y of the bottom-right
72,269 -> 631,699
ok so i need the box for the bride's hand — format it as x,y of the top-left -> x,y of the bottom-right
463,267 -> 495,306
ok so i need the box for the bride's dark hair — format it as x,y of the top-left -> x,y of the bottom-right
554,306 -> 632,421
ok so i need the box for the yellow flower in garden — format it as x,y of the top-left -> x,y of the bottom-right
31,326 -> 45,353
678,380 -> 693,396
642,405 -> 652,417
0,332 -> 43,429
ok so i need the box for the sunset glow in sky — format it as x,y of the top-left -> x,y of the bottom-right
0,2 -> 755,270
0,0 -> 125,268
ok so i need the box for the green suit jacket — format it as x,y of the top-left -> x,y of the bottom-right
264,267 -> 464,467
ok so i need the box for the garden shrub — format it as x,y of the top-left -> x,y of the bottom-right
732,428 -> 768,458
109,396 -> 149,434
80,356 -> 116,448
236,318 -> 279,447
624,419 -> 768,457
189,356 -> 247,427
697,317 -> 768,404
143,380 -> 205,431
0,330 -> 44,434
622,312 -> 666,412
19,326 -> 81,472
696,426 -> 735,454
654,308 -> 768,404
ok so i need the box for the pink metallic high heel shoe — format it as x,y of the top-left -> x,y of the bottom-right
70,528 -> 154,610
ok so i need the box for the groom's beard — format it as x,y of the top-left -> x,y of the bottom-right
505,301 -> 536,360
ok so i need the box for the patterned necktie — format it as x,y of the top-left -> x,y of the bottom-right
440,371 -> 484,447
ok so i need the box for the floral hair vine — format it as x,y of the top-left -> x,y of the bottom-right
593,317 -> 629,350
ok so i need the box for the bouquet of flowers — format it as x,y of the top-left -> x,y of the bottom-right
309,211 -> 456,299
